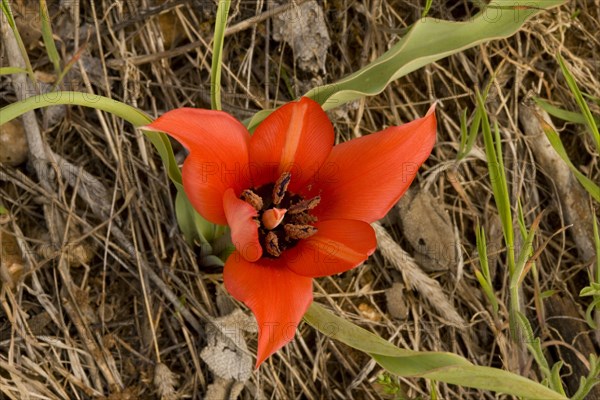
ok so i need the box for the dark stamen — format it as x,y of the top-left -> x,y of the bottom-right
241,189 -> 264,210
272,172 -> 291,205
288,196 -> 321,214
292,213 -> 318,225
265,231 -> 282,257
284,224 -> 318,240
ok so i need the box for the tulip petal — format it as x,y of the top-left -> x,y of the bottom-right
223,252 -> 313,368
145,108 -> 251,224
249,97 -> 334,192
308,105 -> 437,223
223,188 -> 262,262
284,219 -> 376,277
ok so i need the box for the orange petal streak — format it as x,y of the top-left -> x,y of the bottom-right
284,219 -> 376,277
223,188 -> 262,262
223,252 -> 313,368
144,108 -> 251,224
307,105 -> 437,223
249,97 -> 334,192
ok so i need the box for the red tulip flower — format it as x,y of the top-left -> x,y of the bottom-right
145,97 -> 436,367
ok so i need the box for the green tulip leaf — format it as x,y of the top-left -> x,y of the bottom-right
304,303 -> 566,399
246,0 -> 566,130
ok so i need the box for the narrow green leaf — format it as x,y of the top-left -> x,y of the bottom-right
421,0 -> 433,18
538,116 -> 600,202
0,91 -> 182,185
478,90 -> 514,270
175,190 -> 214,244
540,289 -> 559,299
550,361 -> 565,396
584,298 -> 600,329
305,0 -> 566,111
474,270 -> 499,317
465,108 -> 482,159
211,0 -> 230,110
53,46 -> 85,90
475,225 -> 499,317
458,108 -> 468,156
39,0 -> 62,75
305,303 -> 565,399
571,354 -> 600,400
0,91 -> 150,126
557,53 -> 600,152
475,225 -> 490,280
534,98 -> 595,125
512,212 -> 543,288
594,213 -> 600,283
515,311 -> 552,381
416,365 -> 563,399
246,0 -> 566,130
1,0 -> 36,82
0,66 -> 27,75
457,107 -> 483,161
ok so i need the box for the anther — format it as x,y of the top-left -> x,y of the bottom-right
265,231 -> 282,257
262,208 -> 287,230
284,224 -> 318,240
272,172 -> 291,205
288,196 -> 320,214
292,212 -> 318,225
241,189 -> 264,211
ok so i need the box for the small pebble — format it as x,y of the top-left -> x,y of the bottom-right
0,120 -> 29,166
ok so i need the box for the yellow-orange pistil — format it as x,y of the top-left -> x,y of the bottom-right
240,172 -> 319,257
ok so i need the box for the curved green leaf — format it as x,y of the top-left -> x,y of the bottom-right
304,303 -> 566,399
538,115 -> 600,202
246,0 -> 566,130
0,91 -> 182,185
211,0 -> 231,110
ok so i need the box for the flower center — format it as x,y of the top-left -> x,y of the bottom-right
240,172 -> 319,258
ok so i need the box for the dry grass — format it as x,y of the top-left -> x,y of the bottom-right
1,0 -> 599,399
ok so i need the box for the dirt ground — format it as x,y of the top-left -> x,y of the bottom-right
1,0 -> 599,399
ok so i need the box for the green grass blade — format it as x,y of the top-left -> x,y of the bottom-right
512,212 -> 542,288
457,107 -> 482,161
39,0 -> 61,75
556,53 -> 600,152
210,0 -> 231,111
458,108 -> 468,156
0,66 -> 27,75
537,116 -> 600,202
1,0 -> 36,82
421,0 -> 433,18
534,97 -> 596,125
571,355 -> 600,400
515,311 -> 552,382
475,225 -> 499,317
305,303 -> 566,399
594,213 -> 600,283
465,109 -> 482,157
474,270 -> 499,317
550,362 -> 567,396
477,90 -> 514,270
